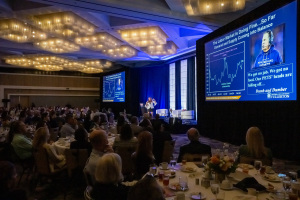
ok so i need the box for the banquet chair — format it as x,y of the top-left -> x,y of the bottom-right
239,156 -> 272,166
115,145 -> 136,180
32,148 -> 67,195
161,139 -> 176,163
65,149 -> 89,178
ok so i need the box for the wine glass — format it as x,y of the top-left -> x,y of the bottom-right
170,155 -> 177,169
202,155 -> 208,167
254,160 -> 262,175
282,176 -> 291,194
179,176 -> 188,191
211,181 -> 220,200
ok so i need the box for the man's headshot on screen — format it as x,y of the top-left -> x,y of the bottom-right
253,30 -> 283,69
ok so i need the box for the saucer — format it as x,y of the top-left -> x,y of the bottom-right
190,193 -> 206,200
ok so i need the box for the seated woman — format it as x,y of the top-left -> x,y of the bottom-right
32,127 -> 66,172
0,161 -> 28,200
70,126 -> 92,154
237,126 -> 273,166
131,131 -> 155,180
113,124 -> 138,151
91,153 -> 129,200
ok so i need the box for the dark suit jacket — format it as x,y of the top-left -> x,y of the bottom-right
177,141 -> 211,162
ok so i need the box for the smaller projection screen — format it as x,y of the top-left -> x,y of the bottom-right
102,71 -> 125,102
204,0 -> 297,101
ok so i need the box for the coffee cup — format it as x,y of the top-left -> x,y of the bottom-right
266,166 -> 272,173
221,180 -> 232,189
247,188 -> 257,196
160,162 -> 168,170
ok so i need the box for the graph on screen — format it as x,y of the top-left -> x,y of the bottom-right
206,42 -> 245,93
104,81 -> 115,98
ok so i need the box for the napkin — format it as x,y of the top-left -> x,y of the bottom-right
233,177 -> 266,192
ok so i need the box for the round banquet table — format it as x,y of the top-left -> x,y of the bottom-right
54,135 -> 116,155
156,162 -> 285,200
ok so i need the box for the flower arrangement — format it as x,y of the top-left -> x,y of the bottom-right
206,155 -> 237,175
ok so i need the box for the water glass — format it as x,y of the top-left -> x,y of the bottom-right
254,160 -> 262,175
179,176 -> 188,191
211,181 -> 220,200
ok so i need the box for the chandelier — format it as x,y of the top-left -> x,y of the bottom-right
0,18 -> 47,43
182,0 -> 245,15
103,45 -> 137,58
119,26 -> 167,47
84,59 -> 112,68
34,64 -> 63,71
33,11 -> 96,38
80,67 -> 104,74
4,54 -> 110,73
75,33 -> 122,51
34,38 -> 80,53
141,41 -> 177,56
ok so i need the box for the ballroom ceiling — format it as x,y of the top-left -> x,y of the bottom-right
0,0 -> 269,73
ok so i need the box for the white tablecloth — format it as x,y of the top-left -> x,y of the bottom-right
158,162 -> 283,200
53,136 -> 115,155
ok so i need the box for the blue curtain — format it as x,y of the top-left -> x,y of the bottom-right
175,61 -> 181,109
187,57 -> 196,111
138,64 -> 169,111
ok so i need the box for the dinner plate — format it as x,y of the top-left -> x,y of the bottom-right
263,175 -> 281,182
220,186 -> 234,190
269,192 -> 289,199
168,183 -> 189,191
232,195 -> 257,200
181,167 -> 197,173
238,164 -> 254,169
189,193 -> 206,200
159,166 -> 170,170
266,170 -> 275,174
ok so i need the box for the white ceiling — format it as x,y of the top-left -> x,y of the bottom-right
0,0 -> 269,72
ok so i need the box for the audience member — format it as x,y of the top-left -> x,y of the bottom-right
127,174 -> 164,200
152,122 -> 172,165
0,161 -> 27,200
89,115 -> 101,132
91,153 -> 129,200
130,116 -> 143,137
237,126 -> 273,165
70,126 -> 92,153
139,118 -> 154,133
10,121 -> 33,160
132,131 -> 155,180
113,124 -> 137,151
177,128 -> 211,163
60,114 -> 77,138
116,115 -> 126,134
32,127 -> 66,172
84,130 -> 114,184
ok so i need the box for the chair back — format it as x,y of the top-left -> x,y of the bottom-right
115,145 -> 136,176
65,149 -> 89,177
161,139 -> 175,163
183,153 -> 210,162
240,156 -> 272,166
33,148 -> 51,175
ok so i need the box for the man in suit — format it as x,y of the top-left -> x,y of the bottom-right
177,128 -> 211,162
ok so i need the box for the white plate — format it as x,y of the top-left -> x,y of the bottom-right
181,167 -> 197,173
232,195 -> 257,200
159,166 -> 170,170
238,164 -> 254,169
189,193 -> 206,200
263,175 -> 281,182
220,186 -> 234,190
168,183 -> 189,191
266,170 -> 275,174
229,171 -> 251,181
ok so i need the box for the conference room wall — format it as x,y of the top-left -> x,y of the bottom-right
0,72 -> 100,109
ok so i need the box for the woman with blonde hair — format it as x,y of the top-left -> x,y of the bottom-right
32,127 -> 66,172
91,153 -> 129,200
131,131 -> 155,179
237,126 -> 272,165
